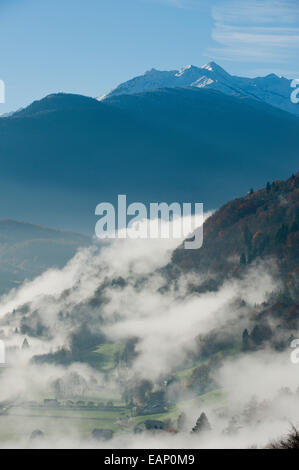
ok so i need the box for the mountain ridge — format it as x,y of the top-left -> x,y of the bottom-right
0,88 -> 298,232
100,61 -> 299,116
170,172 -> 299,285
0,219 -> 90,295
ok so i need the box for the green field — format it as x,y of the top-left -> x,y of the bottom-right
0,342 -> 233,444
81,342 -> 126,371
174,347 -> 241,383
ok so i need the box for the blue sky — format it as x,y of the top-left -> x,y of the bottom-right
0,0 -> 299,114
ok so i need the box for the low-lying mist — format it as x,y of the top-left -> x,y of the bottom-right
0,216 -> 296,449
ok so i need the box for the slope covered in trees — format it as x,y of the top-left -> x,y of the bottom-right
171,173 -> 299,286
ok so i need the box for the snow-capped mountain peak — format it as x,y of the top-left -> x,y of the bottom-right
99,61 -> 299,116
175,64 -> 194,76
200,61 -> 227,74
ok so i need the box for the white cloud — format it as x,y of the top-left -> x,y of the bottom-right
208,0 -> 299,63
212,0 -> 299,25
0,215 -> 295,449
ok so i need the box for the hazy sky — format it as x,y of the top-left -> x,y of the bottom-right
0,0 -> 299,114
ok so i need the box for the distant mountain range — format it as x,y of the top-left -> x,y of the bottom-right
0,219 -> 90,294
100,61 -> 299,117
0,71 -> 298,233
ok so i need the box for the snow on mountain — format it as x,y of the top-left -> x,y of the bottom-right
99,61 -> 299,116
